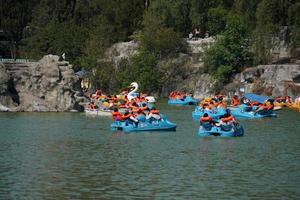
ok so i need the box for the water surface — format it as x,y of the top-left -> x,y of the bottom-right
0,101 -> 299,199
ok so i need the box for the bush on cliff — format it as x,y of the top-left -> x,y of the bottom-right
203,14 -> 253,83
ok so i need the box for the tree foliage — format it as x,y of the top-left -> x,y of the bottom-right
0,0 -> 299,93
204,14 -> 252,83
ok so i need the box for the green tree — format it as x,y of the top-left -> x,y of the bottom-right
0,0 -> 37,58
207,7 -> 227,35
203,14 -> 252,83
288,1 -> 300,50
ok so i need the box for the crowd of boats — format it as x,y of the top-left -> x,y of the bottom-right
84,82 -> 300,137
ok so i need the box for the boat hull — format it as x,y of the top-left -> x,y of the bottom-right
168,96 -> 198,105
229,107 -> 276,119
111,118 -> 177,133
197,124 -> 244,137
192,107 -> 226,120
85,109 -> 111,116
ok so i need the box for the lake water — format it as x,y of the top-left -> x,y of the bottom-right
0,101 -> 299,199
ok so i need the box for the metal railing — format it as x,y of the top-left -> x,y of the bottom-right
0,58 -> 37,63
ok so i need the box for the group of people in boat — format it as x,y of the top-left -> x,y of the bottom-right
85,88 -> 164,127
200,111 -> 237,129
112,106 -> 161,127
86,89 -> 152,112
169,91 -> 193,100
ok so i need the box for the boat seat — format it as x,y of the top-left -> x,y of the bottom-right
220,124 -> 232,131
201,122 -> 212,130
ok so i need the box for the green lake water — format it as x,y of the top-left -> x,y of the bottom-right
0,100 -> 300,199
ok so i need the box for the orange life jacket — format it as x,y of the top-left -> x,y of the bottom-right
200,116 -> 213,122
232,98 -> 239,106
150,109 -> 160,114
112,111 -> 122,120
267,105 -> 274,110
221,115 -> 234,123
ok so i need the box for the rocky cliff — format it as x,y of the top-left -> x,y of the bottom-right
224,64 -> 300,98
0,55 -> 81,111
105,37 -> 299,99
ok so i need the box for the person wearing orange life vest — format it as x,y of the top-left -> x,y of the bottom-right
231,95 -> 240,106
146,107 -> 161,122
136,109 -> 146,122
253,102 -> 269,114
200,113 -> 216,125
138,103 -> 149,112
267,102 -> 274,110
219,111 -> 237,130
111,108 -> 122,121
122,109 -> 139,126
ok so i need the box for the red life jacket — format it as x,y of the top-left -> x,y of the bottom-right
112,111 -> 122,120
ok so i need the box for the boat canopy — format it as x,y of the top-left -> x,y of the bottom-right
244,93 -> 273,103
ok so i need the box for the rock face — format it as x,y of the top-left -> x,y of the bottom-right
104,40 -> 138,68
102,35 -> 299,98
0,55 -> 81,111
160,37 -> 217,98
223,64 -> 300,98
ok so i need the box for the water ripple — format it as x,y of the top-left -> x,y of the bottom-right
0,108 -> 299,199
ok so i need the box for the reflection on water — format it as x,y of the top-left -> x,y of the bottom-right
0,105 -> 299,199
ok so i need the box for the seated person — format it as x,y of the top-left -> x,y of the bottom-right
111,108 -> 122,121
200,113 -> 214,124
136,109 -> 146,122
146,107 -> 161,122
219,113 -> 237,130
122,110 -> 139,127
231,95 -> 239,106
254,103 -> 270,114
241,102 -> 253,112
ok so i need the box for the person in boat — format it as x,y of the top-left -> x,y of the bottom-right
208,101 -> 217,112
267,101 -> 274,110
214,94 -> 224,102
219,112 -> 237,130
217,101 -> 226,108
241,101 -> 253,112
139,103 -> 149,112
146,107 -> 161,122
231,95 -> 240,106
112,108 -> 122,121
136,109 -> 146,122
200,113 -> 216,125
285,96 -> 292,104
122,109 -> 139,127
254,102 -> 271,114
87,101 -> 98,110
